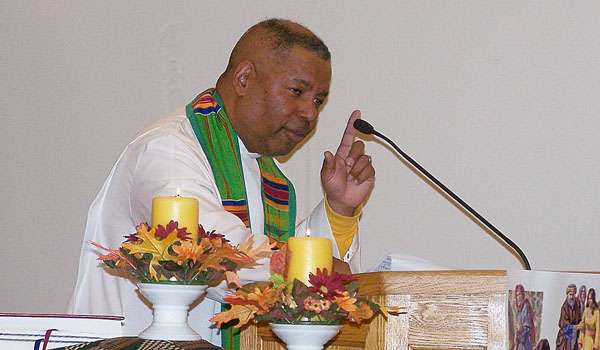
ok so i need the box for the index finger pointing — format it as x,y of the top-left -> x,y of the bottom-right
335,110 -> 362,158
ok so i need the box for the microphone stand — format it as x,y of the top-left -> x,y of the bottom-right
357,120 -> 531,270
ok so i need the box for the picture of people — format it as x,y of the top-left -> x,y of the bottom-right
577,288 -> 599,350
557,284 -> 583,350
509,284 -> 544,350
507,271 -> 600,350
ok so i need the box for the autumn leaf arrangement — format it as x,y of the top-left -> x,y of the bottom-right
210,267 -> 387,328
91,221 -> 272,286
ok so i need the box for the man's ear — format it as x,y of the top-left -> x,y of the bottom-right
232,61 -> 254,96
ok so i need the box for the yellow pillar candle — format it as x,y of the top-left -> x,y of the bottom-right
151,194 -> 199,242
286,236 -> 333,285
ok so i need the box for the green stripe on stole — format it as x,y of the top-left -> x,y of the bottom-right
186,89 -> 296,350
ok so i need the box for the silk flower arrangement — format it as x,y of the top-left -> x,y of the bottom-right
91,221 -> 272,286
210,245 -> 391,328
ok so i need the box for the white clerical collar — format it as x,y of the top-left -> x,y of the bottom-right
238,137 -> 261,159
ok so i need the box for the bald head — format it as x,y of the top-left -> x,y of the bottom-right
224,19 -> 330,75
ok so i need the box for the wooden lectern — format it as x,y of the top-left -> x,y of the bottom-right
240,270 -> 507,350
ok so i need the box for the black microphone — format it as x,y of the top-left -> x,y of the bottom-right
354,119 -> 531,270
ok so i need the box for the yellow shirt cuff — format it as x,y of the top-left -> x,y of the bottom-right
325,197 -> 361,256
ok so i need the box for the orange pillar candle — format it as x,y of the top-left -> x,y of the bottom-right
286,232 -> 333,285
151,191 -> 199,242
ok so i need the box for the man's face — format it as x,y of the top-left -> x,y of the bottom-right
235,46 -> 331,157
516,289 -> 523,306
567,290 -> 576,303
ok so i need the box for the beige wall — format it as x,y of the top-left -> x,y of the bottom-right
2,1 -> 599,313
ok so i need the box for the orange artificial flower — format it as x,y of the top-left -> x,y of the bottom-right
248,285 -> 285,312
333,291 -> 358,313
303,296 -> 332,313
172,240 -> 203,263
348,301 -> 374,323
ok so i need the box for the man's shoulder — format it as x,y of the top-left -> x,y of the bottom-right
135,108 -> 188,136
127,108 -> 195,144
116,108 -> 202,159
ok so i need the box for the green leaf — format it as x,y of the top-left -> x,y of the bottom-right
346,281 -> 360,293
292,279 -> 309,296
270,274 -> 286,288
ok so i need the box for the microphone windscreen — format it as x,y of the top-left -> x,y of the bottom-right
353,119 -> 374,135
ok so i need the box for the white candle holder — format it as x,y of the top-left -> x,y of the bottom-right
269,323 -> 341,350
137,283 -> 207,341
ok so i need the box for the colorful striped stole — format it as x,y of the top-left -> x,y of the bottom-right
186,89 -> 296,349
259,160 -> 296,242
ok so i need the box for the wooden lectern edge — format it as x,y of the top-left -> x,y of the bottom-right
355,269 -> 508,277
353,270 -> 508,296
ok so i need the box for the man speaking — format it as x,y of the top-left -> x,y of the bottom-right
68,18 -> 374,348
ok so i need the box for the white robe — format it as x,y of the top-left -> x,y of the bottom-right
67,108 -> 360,345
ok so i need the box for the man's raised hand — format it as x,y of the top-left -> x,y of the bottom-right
321,110 -> 375,216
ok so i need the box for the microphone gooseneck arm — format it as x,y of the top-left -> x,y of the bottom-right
355,119 -> 531,270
